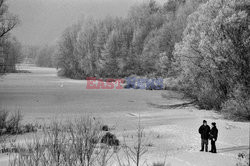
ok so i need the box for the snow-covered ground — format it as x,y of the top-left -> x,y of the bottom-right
0,65 -> 249,166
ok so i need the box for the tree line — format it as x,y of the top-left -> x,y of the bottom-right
57,0 -> 205,79
21,45 -> 56,68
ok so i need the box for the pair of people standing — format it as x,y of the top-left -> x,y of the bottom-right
198,120 -> 218,153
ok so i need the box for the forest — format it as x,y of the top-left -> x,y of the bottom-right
2,0 -> 250,120
55,0 -> 250,120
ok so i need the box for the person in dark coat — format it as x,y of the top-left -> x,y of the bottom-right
198,120 -> 210,152
209,122 -> 218,153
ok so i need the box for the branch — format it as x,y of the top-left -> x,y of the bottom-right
0,19 -> 18,38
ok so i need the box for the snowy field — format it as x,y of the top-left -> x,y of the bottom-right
0,65 -> 249,166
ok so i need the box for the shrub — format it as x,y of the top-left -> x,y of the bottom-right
0,110 -> 37,135
24,123 -> 37,133
6,111 -> 23,134
236,152 -> 249,166
222,86 -> 250,121
0,110 -> 9,132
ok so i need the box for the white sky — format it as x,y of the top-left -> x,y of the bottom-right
8,0 -> 157,46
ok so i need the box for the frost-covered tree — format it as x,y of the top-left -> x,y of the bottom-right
174,0 -> 250,114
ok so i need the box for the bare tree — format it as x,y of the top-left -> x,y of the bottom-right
0,0 -> 19,38
117,116 -> 149,166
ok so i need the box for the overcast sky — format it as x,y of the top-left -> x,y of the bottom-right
8,0 -> 153,46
